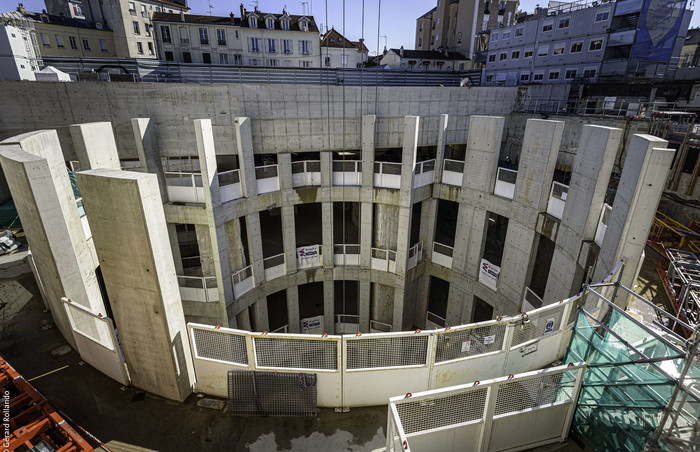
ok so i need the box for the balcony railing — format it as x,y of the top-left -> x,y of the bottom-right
546,181 -> 569,220
370,319 -> 392,333
442,159 -> 464,186
407,241 -> 423,270
594,203 -> 612,247
371,247 -> 397,273
218,169 -> 242,203
426,311 -> 446,328
263,253 -> 286,280
335,314 -> 360,334
177,275 -> 218,303
231,265 -> 254,298
413,159 -> 435,188
494,167 -> 517,200
333,244 -> 360,266
291,160 -> 321,187
180,38 -> 190,44
523,287 -> 544,311
432,242 -> 454,269
373,161 -> 402,189
255,164 -> 280,194
332,160 -> 362,186
270,324 -> 289,333
218,40 -> 226,46
200,39 -> 209,45
164,171 -> 204,203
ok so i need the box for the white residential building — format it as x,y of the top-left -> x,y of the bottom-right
0,22 -> 41,80
320,28 -> 368,68
379,47 -> 469,71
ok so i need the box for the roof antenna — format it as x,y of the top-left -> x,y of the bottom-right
207,0 -> 213,15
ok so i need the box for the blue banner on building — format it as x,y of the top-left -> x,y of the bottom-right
630,0 -> 687,61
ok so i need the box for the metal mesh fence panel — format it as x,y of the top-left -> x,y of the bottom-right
227,370 -> 317,416
396,387 -> 488,434
346,335 -> 429,370
192,328 -> 248,365
494,370 -> 575,416
512,304 -> 566,347
254,337 -> 338,370
435,323 -> 506,362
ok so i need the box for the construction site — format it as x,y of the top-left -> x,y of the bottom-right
0,81 -> 698,451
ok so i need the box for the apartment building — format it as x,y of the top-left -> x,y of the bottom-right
379,47 -> 469,71
415,0 -> 519,62
0,10 -> 41,80
320,28 -> 368,68
152,7 -> 319,67
483,0 -> 693,85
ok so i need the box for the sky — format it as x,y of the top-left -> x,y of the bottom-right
15,0 -> 700,55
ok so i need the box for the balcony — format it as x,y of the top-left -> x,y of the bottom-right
129,9 -> 136,15
141,11 -> 148,17
218,169 -> 242,203
425,311 -> 446,329
371,248 -> 396,273
432,242 -> 453,269
335,314 -> 360,334
407,241 -> 424,270
200,39 -> 209,45
546,181 -> 569,220
255,164 -> 280,194
296,244 -> 322,270
522,287 -> 543,311
494,167 -> 517,200
373,161 -> 402,189
164,171 -> 204,203
413,159 -> 435,188
370,320 -> 392,333
441,159 -> 464,186
177,275 -> 218,303
231,265 -> 254,298
263,253 -> 286,280
291,160 -> 321,187
218,40 -> 226,46
332,160 -> 362,186
180,38 -> 190,45
333,244 -> 360,266
595,203 -> 612,247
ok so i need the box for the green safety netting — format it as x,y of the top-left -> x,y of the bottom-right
68,170 -> 81,200
564,309 -> 690,452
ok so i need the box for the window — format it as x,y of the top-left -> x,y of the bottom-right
147,42 -> 154,54
499,52 -> 507,60
55,35 -> 64,48
267,38 -> 276,53
300,40 -> 310,55
128,1 -> 136,14
524,49 -> 533,58
492,33 -> 499,42
553,45 -> 564,55
595,10 -> 610,22
570,42 -> 582,53
520,73 -> 529,81
324,56 -> 331,67
69,36 -> 77,49
583,68 -> 596,78
418,38 -> 422,47
542,21 -> 553,32
136,41 -> 143,54
81,39 -> 90,51
202,52 -> 211,63
589,39 -> 603,51
165,51 -> 174,61
179,27 -> 188,43
100,39 -> 107,52
249,16 -> 257,28
219,53 -> 228,64
141,4 -> 147,17
267,18 -> 274,29
435,34 -> 439,41
565,69 -> 577,79
40,33 -> 50,47
281,19 -> 290,30
282,39 -> 292,54
437,18 -> 440,24
488,54 -> 496,62
503,31 -> 510,39
183,52 -> 192,63
515,27 -> 523,37
559,18 -> 569,28
249,58 -> 259,65
341,55 -> 348,68
217,29 -> 226,45
155,6 -> 161,12
267,59 -> 278,66
299,20 -> 308,32
537,45 -> 549,56
486,74 -> 494,83
199,28 -> 208,44
300,60 -> 311,67
511,51 -> 520,59
533,72 -> 544,81
285,60 -> 291,67
235,30 -> 239,39
144,24 -> 151,36
548,70 -> 559,80
133,21 -> 140,35
160,26 -> 171,43
248,37 -> 261,53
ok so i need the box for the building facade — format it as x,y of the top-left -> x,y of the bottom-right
320,28 -> 368,68
415,0 -> 519,62
379,47 -> 469,71
30,12 -> 118,58
152,8 -> 319,67
0,23 -> 40,80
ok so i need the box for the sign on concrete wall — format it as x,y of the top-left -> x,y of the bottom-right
300,315 -> 324,334
297,245 -> 321,267
479,259 -> 501,291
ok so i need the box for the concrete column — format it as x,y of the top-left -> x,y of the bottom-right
322,201 -> 333,268
69,122 -> 121,171
225,219 -> 247,270
286,285 -> 301,333
253,298 -> 269,332
281,204 -> 297,274
76,169 -> 194,402
278,152 -> 293,191
414,198 -> 437,328
360,115 -> 376,270
167,223 -> 184,275
131,118 -> 167,199
323,279 -> 334,333
512,119 -> 565,212
236,308 -> 251,331
359,278 -> 371,332
434,114 -> 449,184
0,131 -> 106,348
463,116 -> 506,194
360,202 -> 373,268
595,135 -> 673,307
544,125 -> 622,304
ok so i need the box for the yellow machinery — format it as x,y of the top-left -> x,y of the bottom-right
649,211 -> 700,254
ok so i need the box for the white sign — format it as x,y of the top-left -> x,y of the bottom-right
297,245 -> 321,267
461,340 -> 472,352
523,342 -> 538,355
479,259 -> 501,291
603,96 -> 617,110
483,335 -> 496,346
544,317 -> 556,334
300,315 -> 323,334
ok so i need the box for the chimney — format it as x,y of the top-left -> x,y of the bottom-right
17,3 -> 25,14
230,12 -> 235,23
400,46 -> 404,58
240,3 -> 246,18
180,10 -> 185,22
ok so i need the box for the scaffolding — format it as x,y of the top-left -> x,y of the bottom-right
658,249 -> 700,338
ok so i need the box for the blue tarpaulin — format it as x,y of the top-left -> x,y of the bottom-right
630,0 -> 687,61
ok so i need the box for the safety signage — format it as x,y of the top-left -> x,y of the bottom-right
461,340 -> 471,352
479,259 -> 500,291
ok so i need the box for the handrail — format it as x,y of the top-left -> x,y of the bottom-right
443,158 -> 465,173
496,167 -> 518,182
550,181 -> 569,201
332,160 -> 361,172
254,164 -> 278,179
374,161 -> 402,175
263,253 -> 285,268
433,241 -> 454,257
217,169 -> 240,186
231,265 -> 252,284
334,243 -> 361,254
414,159 -> 436,174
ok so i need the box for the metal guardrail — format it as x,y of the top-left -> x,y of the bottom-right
217,169 -> 240,186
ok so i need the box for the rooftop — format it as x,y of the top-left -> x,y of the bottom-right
321,28 -> 368,52
387,48 -> 469,61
